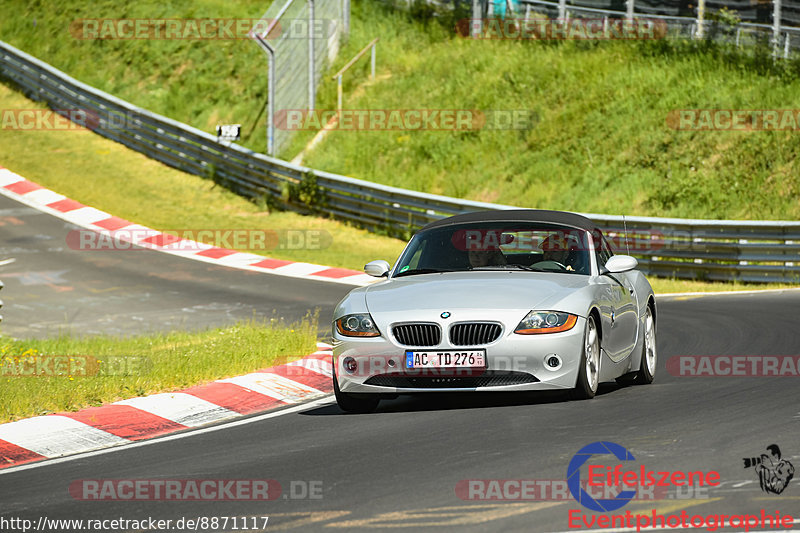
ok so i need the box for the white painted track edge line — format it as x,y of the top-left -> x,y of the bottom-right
0,395 -> 336,476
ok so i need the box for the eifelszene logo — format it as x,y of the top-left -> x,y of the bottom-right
567,441 -> 637,512
567,441 -> 721,512
743,444 -> 795,495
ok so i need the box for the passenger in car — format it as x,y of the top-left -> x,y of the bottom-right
468,248 -> 507,268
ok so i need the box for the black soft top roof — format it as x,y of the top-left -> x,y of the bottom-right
421,209 -> 599,233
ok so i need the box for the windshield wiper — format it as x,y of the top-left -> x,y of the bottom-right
394,268 -> 455,278
471,264 -> 537,271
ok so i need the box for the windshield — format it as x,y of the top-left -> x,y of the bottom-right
393,221 -> 593,277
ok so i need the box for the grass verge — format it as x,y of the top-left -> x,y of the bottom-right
0,317 -> 318,423
649,279 -> 798,294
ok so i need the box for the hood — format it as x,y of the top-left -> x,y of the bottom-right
364,271 -> 589,313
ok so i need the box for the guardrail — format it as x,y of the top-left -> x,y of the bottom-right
1,39 -> 798,283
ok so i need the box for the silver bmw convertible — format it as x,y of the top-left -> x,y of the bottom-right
331,209 -> 657,413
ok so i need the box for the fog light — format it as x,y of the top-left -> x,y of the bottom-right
545,354 -> 562,371
343,357 -> 358,374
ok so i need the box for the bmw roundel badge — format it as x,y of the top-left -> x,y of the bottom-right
441,311 -> 451,319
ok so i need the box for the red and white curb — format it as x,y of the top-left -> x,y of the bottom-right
0,166 -> 375,286
0,345 -> 334,470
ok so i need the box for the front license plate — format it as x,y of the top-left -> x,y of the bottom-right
405,350 -> 486,369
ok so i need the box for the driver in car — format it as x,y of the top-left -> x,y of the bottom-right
540,234 -> 579,271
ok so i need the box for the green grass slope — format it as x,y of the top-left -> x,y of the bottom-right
2,0 -> 798,220
304,30 -> 800,220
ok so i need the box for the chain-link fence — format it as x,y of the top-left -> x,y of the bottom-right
518,1 -> 764,41
251,0 -> 349,155
402,0 -> 800,57
516,0 -> 799,53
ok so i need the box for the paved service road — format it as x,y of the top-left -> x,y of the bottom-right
0,194 -> 352,338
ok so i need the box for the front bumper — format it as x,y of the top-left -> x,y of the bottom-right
333,316 -> 587,394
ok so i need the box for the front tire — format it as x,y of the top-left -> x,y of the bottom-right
617,305 -> 656,385
636,305 -> 657,384
570,315 -> 600,400
333,368 -> 380,413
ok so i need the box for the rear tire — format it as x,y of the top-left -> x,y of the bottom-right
333,367 -> 380,413
616,305 -> 656,385
570,315 -> 600,400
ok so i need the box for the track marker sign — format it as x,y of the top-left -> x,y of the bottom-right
216,124 -> 241,142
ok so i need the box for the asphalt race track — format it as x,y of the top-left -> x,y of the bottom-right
2,193 -> 800,532
0,194 -> 352,338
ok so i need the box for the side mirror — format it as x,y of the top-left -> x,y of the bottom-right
603,255 -> 638,274
364,260 -> 391,277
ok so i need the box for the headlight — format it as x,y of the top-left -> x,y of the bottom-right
335,313 -> 381,337
514,311 -> 577,334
